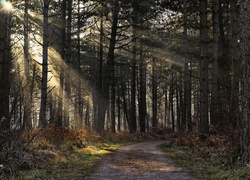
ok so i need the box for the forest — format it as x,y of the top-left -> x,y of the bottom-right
0,0 -> 250,179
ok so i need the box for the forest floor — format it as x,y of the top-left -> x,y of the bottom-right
84,141 -> 196,180
1,128 -> 249,179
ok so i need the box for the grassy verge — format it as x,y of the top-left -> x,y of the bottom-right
18,142 -> 123,179
159,140 -> 250,179
2,128 -> 158,179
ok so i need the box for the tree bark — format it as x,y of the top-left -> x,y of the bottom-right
240,0 -> 250,166
210,0 -> 219,128
99,0 -> 119,132
64,0 -> 72,127
57,0 -> 66,128
0,7 -> 10,132
139,42 -> 146,132
229,0 -> 239,127
199,0 -> 209,137
77,0 -> 83,129
39,0 -> 51,127
152,58 -> 158,128
23,0 -> 32,129
130,25 -> 137,132
183,0 -> 192,132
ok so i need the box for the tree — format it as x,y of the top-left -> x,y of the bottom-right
229,0 -> 240,127
0,1 -> 11,132
64,0 -> 73,127
152,58 -> 158,128
39,0 -> 51,127
130,0 -> 139,133
57,0 -> 67,128
98,0 -> 120,132
183,0 -> 192,131
240,0 -> 250,166
139,42 -> 146,132
199,0 -> 209,138
23,0 -> 33,129
210,0 -> 219,129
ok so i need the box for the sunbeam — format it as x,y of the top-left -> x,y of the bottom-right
0,0 -> 13,12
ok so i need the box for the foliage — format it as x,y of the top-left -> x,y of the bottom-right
0,127 -> 163,179
0,130 -> 35,179
160,131 -> 249,179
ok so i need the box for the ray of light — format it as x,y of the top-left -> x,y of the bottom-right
0,0 -> 13,12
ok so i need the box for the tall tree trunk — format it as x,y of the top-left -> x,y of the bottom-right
164,81 -> 170,128
121,80 -> 129,130
0,7 -> 10,132
117,86 -> 121,131
218,0 -> 230,130
240,0 -> 250,166
229,0 -> 239,127
39,0 -> 51,127
139,42 -> 146,132
96,5 -> 104,131
85,98 -> 90,127
64,0 -> 72,127
99,0 -> 119,132
57,0 -> 66,127
183,0 -> 192,132
77,0 -> 83,129
152,58 -> 158,128
199,0 -> 209,137
170,72 -> 175,131
130,25 -> 137,132
210,0 -> 219,128
23,0 -> 32,129
176,72 -> 181,131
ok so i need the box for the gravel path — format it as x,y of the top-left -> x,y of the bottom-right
84,141 -> 197,180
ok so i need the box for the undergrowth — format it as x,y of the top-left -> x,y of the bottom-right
0,126 -> 161,179
160,130 -> 250,180
1,125 -> 249,179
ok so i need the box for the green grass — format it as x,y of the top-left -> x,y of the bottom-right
159,142 -> 250,180
17,142 -> 124,180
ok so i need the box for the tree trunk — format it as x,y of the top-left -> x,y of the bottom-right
0,8 -> 10,132
39,0 -> 50,127
57,0 -> 66,128
117,86 -> 121,131
229,0 -> 239,127
183,0 -> 192,132
210,0 -> 219,128
152,58 -> 158,128
130,25 -> 137,132
77,0 -> 83,129
96,5 -> 104,131
139,42 -> 146,132
99,0 -> 119,132
199,0 -> 209,137
176,72 -> 181,131
23,0 -> 32,129
164,81 -> 170,128
64,0 -> 72,127
240,0 -> 250,166
170,72 -> 175,131
218,0 -> 230,130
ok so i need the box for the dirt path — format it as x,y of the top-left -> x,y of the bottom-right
84,141 -> 196,180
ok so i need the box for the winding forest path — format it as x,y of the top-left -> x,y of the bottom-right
84,141 -> 196,180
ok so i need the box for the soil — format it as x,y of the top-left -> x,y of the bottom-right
84,141 -> 197,180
